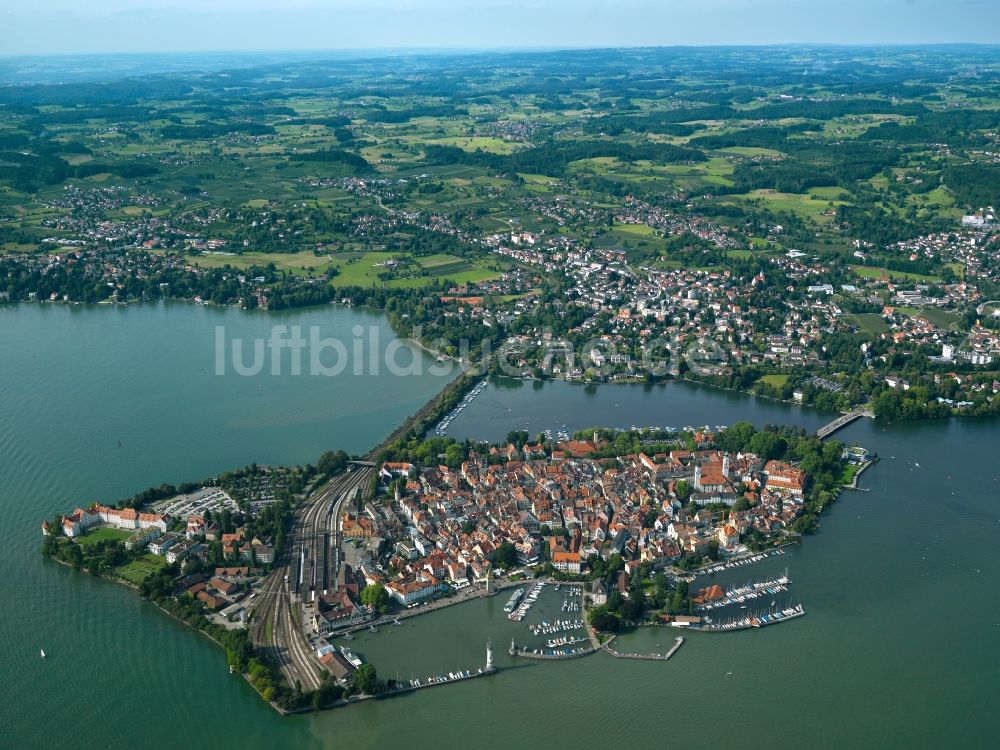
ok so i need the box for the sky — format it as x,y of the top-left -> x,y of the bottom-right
1,0 -> 999,57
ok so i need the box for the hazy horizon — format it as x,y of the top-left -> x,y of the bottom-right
2,1 -> 999,57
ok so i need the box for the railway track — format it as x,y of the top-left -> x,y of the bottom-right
247,362 -> 484,691
249,466 -> 372,690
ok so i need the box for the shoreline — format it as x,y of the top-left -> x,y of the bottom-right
11,296 -> 999,425
843,457 -> 879,491
44,555 -> 279,707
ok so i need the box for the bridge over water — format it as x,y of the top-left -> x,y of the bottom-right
815,409 -> 873,439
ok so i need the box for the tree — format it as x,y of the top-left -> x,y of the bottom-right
317,449 -> 349,478
495,542 -> 518,570
674,480 -> 692,502
748,430 -> 787,461
360,582 -> 391,614
65,542 -> 84,570
643,508 -> 659,528
352,663 -> 379,695
718,420 -> 756,452
669,580 -> 689,614
621,591 -> 645,622
588,606 -> 620,633
444,444 -> 465,470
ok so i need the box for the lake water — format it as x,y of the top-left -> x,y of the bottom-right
0,301 -> 453,750
2,305 -> 998,750
443,375 -> 838,441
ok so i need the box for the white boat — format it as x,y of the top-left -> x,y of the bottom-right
504,588 -> 525,613
40,649 -> 46,659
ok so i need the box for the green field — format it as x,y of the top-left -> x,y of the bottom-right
328,251 -> 500,289
852,266 -> 941,283
414,253 -> 470,271
657,157 -> 735,188
836,464 -> 862,486
75,527 -> 133,549
896,306 -> 961,330
717,147 -> 785,158
757,374 -> 789,388
724,189 -> 848,222
417,136 -> 519,154
114,554 -> 168,585
727,249 -> 767,260
609,222 -> 657,238
185,250 -> 334,275
846,312 -> 891,335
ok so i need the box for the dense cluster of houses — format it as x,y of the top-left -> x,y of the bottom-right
180,565 -> 263,619
460,205 -> 1000,405
351,443 -> 810,600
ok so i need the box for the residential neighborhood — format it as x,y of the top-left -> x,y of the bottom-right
339,431 -> 831,607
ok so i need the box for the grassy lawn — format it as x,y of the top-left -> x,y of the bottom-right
409,265 -> 498,288
852,265 -> 941,283
717,146 -> 785,158
836,464 -> 861,486
846,312 -> 890,335
609,222 -> 657,239
114,554 -> 167,585
724,189 -> 846,222
419,136 -> 519,154
415,253 -> 469,271
757,374 -> 789,388
76,527 -> 133,549
182,250 -> 334,275
656,157 -> 735,188
945,262 -> 965,279
328,250 -> 500,289
896,306 -> 960,329
328,251 -> 402,287
727,249 -> 766,260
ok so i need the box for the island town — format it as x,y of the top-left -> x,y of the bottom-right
41,407 -> 867,713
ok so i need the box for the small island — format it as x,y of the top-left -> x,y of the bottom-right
42,405 -> 870,714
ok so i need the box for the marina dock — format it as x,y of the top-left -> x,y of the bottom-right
386,664 -> 497,696
604,636 -> 684,661
695,545 -> 793,578
694,603 -> 806,632
509,643 -> 598,660
383,638 -> 497,697
694,573 -> 791,612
